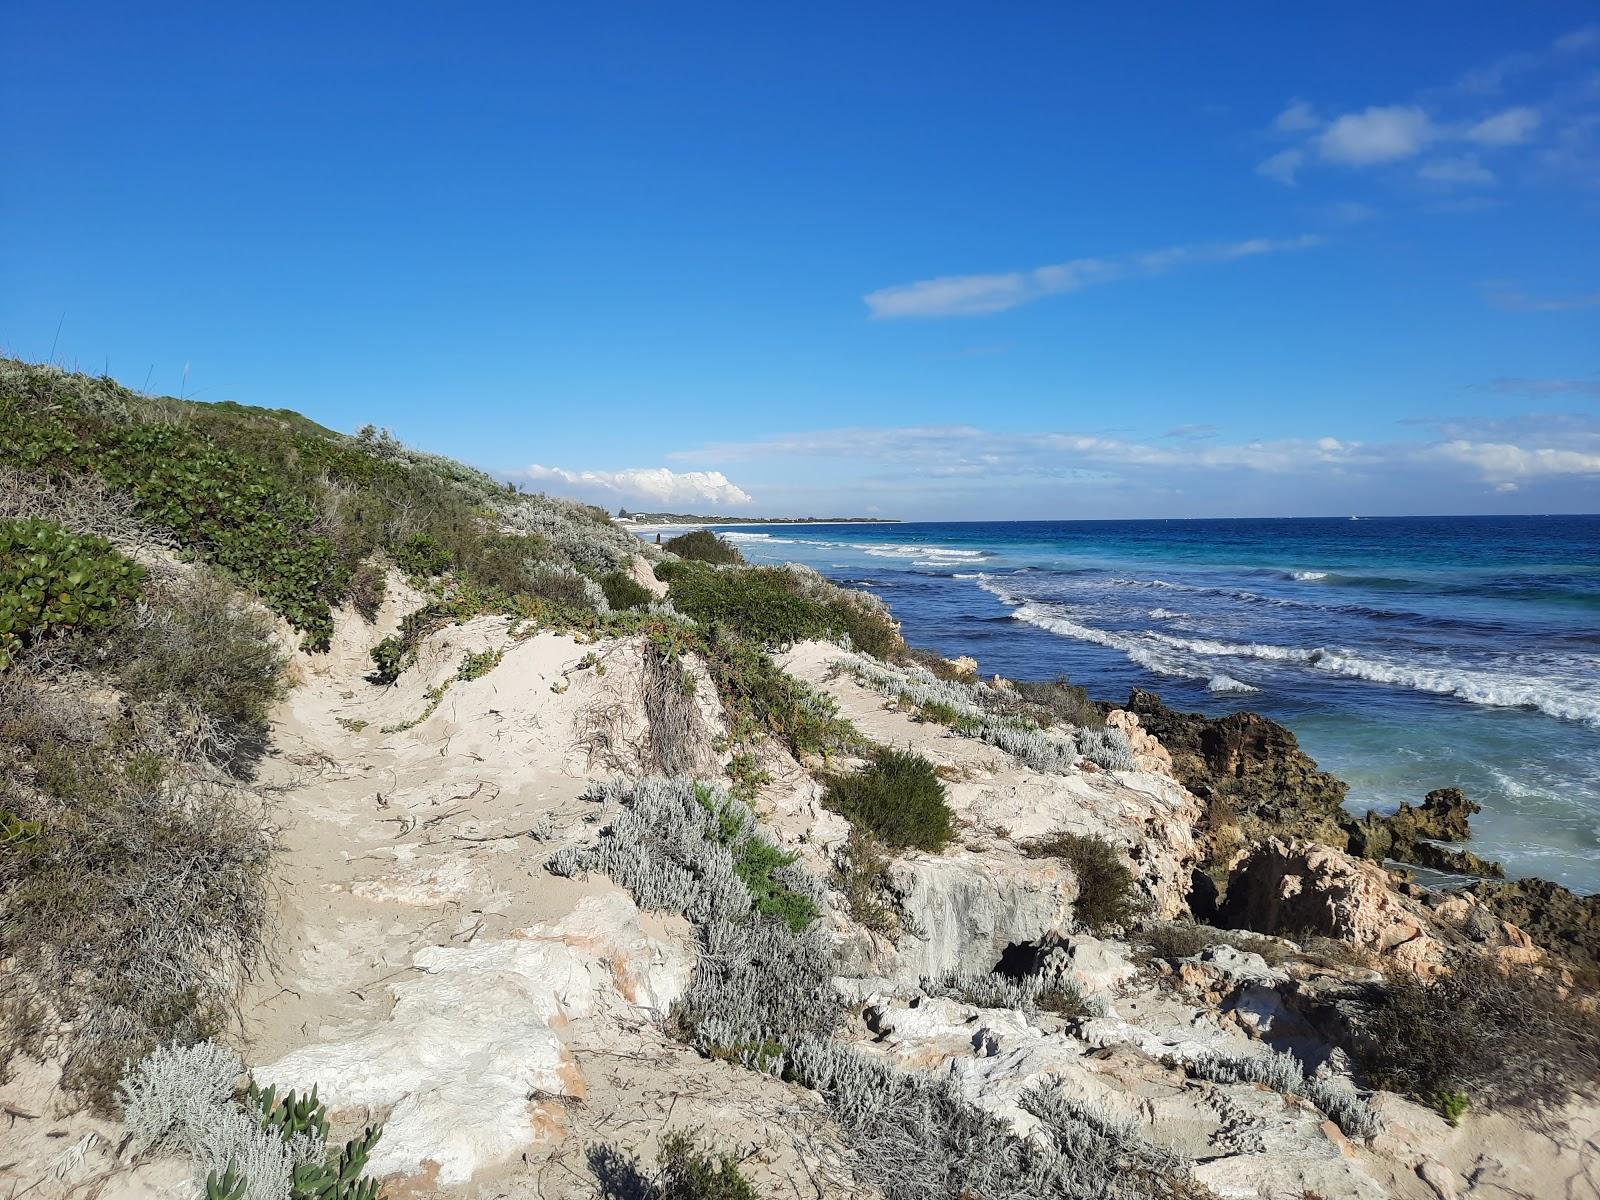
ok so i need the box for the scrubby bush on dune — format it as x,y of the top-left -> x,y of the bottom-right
1350,954 -> 1600,1113
1023,831 -> 1144,933
1,360 -> 640,648
0,746 -> 274,1107
664,529 -> 745,565
120,1041 -> 386,1200
823,747 -> 953,852
600,568 -> 654,611
0,512 -> 283,1111
105,571 -> 287,772
1011,676 -> 1105,730
661,560 -> 905,658
548,776 -> 837,1061
839,654 -> 1134,774
1187,1049 -> 1380,1140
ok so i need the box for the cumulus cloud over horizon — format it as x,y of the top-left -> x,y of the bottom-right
518,464 -> 753,508
666,419 -> 1600,511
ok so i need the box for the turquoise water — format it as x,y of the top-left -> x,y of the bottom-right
702,516 -> 1600,893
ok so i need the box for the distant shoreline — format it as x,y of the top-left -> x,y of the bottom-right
618,516 -> 899,528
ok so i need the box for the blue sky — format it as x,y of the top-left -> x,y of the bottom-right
5,3 -> 1599,518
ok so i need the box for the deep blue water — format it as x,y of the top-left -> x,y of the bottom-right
696,516 -> 1600,893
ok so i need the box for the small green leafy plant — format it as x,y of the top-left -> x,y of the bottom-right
0,518 -> 145,666
1024,831 -> 1144,932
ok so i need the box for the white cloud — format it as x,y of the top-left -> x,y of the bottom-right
1466,106 -> 1542,145
1490,376 -> 1600,397
1317,105 -> 1435,164
1272,99 -> 1320,133
1417,154 -> 1497,186
520,464 -> 753,507
1431,440 -> 1600,481
864,235 -> 1321,319
1256,148 -> 1305,184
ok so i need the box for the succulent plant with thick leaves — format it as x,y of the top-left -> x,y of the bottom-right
0,518 -> 144,667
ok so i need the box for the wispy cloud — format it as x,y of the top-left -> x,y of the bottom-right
1466,106 -> 1542,144
1430,439 -> 1600,485
863,235 -> 1322,319
668,421 -> 1600,502
1482,285 -> 1600,311
1417,154 -> 1497,186
1491,377 -> 1600,397
516,464 -> 753,507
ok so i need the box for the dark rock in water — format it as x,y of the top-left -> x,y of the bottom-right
1469,877 -> 1600,973
1415,787 -> 1477,841
1346,786 -> 1502,878
1124,689 -> 1349,848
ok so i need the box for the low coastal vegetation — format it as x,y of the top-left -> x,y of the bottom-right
663,529 -> 745,565
1349,954 -> 1600,1115
120,1041 -> 386,1200
552,776 -> 1203,1200
837,653 -> 1136,773
823,746 -> 954,852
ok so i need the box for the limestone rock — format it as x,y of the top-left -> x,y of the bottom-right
1220,839 -> 1442,969
256,894 -> 690,1184
1104,708 -> 1174,777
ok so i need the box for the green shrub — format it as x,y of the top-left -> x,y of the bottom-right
0,729 -> 273,1110
1025,831 -> 1143,932
1351,955 -> 1600,1110
698,626 -> 858,759
0,518 -> 144,666
1139,920 -> 1292,967
667,564 -> 833,647
665,529 -> 744,565
393,532 -> 452,577
1011,676 -> 1105,730
696,784 -> 818,932
368,636 -> 408,685
109,572 -> 286,772
656,1128 -> 758,1200
834,828 -> 900,937
824,747 -> 953,852
600,569 -> 654,611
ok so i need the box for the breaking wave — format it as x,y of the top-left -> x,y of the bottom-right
998,593 -> 1600,728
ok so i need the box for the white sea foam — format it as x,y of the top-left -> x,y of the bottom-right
997,588 -> 1600,728
1291,570 -> 1329,581
1148,608 -> 1186,620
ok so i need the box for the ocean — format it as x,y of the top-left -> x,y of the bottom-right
691,515 -> 1600,894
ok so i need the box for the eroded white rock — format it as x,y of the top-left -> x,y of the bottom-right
256,894 -> 689,1185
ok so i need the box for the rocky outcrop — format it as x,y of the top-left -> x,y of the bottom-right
1468,876 -> 1600,974
1124,689 -> 1350,851
1220,838 -> 1442,968
1346,788 -> 1504,878
1104,708 -> 1174,777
